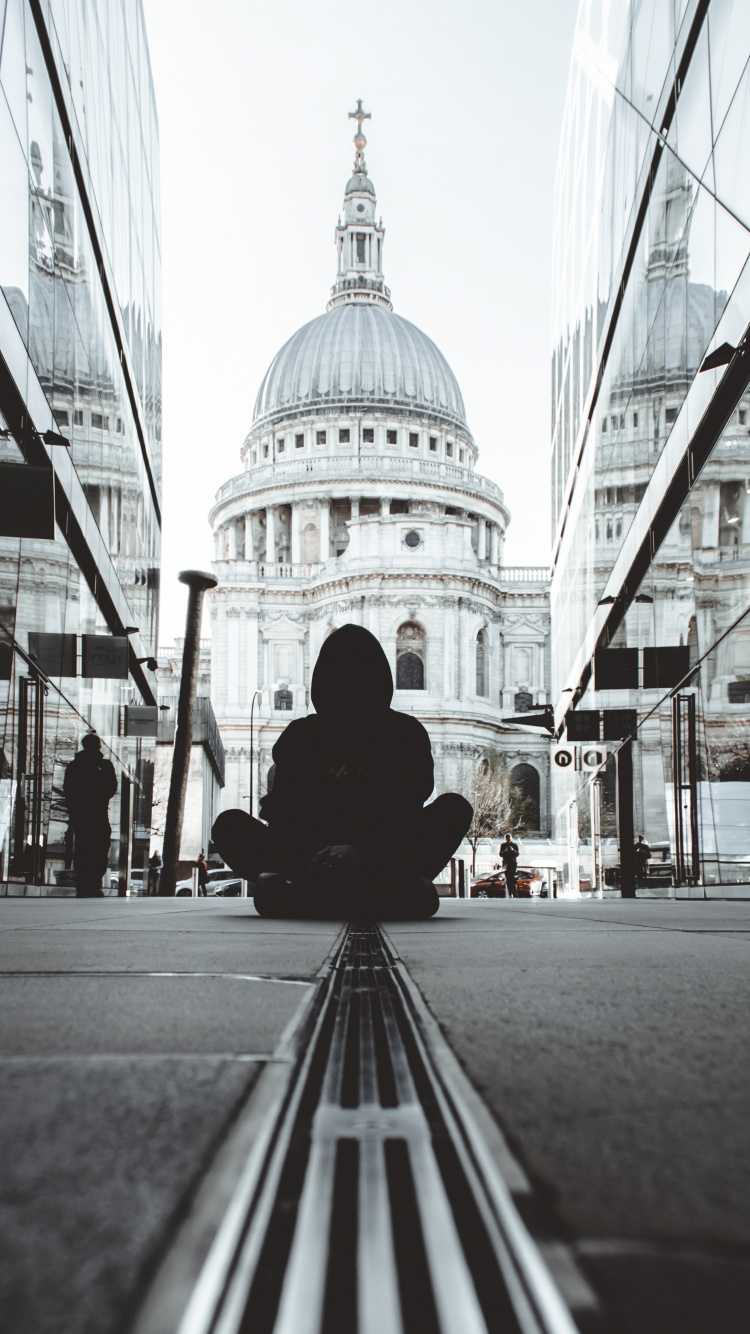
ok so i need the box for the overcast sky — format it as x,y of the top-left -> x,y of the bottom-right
142,0 -> 580,645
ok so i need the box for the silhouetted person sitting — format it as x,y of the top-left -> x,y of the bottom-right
63,734 -> 118,898
212,624 -> 472,919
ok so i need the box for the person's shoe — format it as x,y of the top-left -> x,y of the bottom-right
376,877 -> 440,920
253,872 -> 301,919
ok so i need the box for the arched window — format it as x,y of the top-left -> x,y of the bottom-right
511,763 -> 540,832
396,652 -> 424,689
301,522 -> 319,563
274,689 -> 293,711
396,622 -> 425,690
476,630 -> 487,696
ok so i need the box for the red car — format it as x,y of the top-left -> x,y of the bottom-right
470,868 -> 546,898
470,870 -> 507,898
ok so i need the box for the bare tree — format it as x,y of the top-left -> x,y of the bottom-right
459,757 -> 531,875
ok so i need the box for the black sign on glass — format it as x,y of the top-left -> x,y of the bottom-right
566,710 -> 600,741
28,632 -> 77,677
0,641 -> 12,681
81,635 -> 129,679
643,646 -> 691,689
0,464 -> 55,539
594,648 -> 638,690
602,709 -> 638,741
124,706 -> 158,737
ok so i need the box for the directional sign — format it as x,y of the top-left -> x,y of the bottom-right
552,745 -> 575,770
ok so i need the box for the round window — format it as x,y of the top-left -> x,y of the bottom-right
404,530 -> 421,549
357,203 -> 365,213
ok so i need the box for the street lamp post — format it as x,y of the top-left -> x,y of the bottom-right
159,570 -> 217,896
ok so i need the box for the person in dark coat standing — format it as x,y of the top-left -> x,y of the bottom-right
634,835 -> 651,888
212,624 -> 472,919
196,851 -> 209,896
499,833 -> 520,898
63,734 -> 118,898
148,850 -> 162,896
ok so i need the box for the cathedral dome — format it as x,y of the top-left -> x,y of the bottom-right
252,303 -> 468,430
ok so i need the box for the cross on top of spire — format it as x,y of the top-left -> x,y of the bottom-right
348,99 -> 371,173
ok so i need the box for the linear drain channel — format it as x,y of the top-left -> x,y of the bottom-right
175,926 -> 578,1334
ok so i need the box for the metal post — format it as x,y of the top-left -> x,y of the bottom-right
457,858 -> 465,898
118,775 -> 131,897
249,688 -> 262,819
160,570 -> 218,896
617,739 -> 635,898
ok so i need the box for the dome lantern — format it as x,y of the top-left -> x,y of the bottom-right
328,102 -> 392,312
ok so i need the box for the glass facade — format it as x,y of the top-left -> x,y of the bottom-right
0,0 -> 161,892
551,0 -> 750,891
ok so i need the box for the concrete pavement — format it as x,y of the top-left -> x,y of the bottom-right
0,896 -> 748,1333
0,899 -> 343,1334
386,898 -> 750,1334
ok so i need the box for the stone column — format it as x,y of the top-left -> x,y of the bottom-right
489,525 -> 499,569
380,496 -> 390,517
244,512 -> 254,562
266,505 -> 276,562
701,483 -> 720,548
319,500 -> 330,560
351,498 -> 360,519
457,599 -> 467,699
227,608 -> 240,704
246,610 -> 259,699
291,502 -> 301,565
227,520 -> 237,561
743,486 -> 750,544
477,516 -> 486,561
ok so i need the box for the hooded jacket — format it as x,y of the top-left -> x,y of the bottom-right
260,624 -> 433,867
63,749 -> 118,828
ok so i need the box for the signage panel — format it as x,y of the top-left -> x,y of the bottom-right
124,706 -> 158,737
581,745 -> 607,770
28,632 -> 77,677
81,635 -> 129,679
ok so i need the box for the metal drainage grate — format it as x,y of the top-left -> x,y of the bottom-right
179,925 -> 578,1334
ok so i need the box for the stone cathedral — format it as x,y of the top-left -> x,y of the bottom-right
208,107 -> 551,833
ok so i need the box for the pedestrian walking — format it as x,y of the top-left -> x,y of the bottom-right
196,850 -> 209,896
499,833 -> 520,898
634,835 -> 651,889
148,849 -> 162,896
63,735 -> 118,898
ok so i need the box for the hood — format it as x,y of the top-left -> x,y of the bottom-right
310,624 -> 393,718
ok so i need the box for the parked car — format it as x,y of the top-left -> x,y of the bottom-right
175,867 -> 244,897
515,868 -> 546,897
470,870 -> 506,898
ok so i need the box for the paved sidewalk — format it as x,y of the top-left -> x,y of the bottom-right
386,898 -> 750,1334
0,899 -> 342,1334
1,897 -> 748,1333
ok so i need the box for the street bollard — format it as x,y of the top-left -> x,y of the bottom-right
457,859 -> 465,898
192,867 -> 199,898
160,571 -> 218,895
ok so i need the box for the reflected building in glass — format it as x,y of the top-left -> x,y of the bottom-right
551,0 -> 750,893
0,1 -> 161,892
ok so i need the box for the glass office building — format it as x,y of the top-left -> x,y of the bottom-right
551,0 -> 750,892
0,0 -> 161,891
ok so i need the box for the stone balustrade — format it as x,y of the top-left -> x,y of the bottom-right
212,453 -> 506,510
